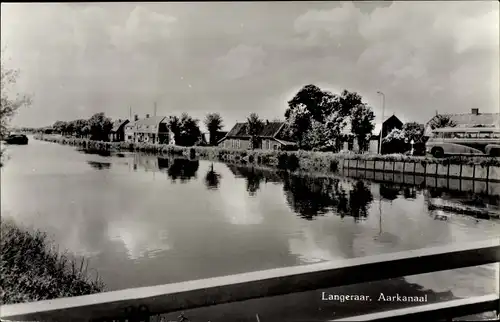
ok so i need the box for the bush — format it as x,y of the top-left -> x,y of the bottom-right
1,218 -> 105,304
34,135 -> 500,176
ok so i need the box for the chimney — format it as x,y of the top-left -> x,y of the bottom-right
146,114 -> 150,118
134,114 -> 139,121
471,108 -> 479,115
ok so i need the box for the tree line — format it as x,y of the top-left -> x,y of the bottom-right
4,60 -> 459,154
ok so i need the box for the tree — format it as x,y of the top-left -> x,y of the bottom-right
73,119 -> 89,138
337,90 -> 364,118
204,113 -> 223,146
302,111 -> 346,151
167,116 -> 181,144
246,113 -> 264,150
402,122 -> 425,143
1,60 -> 32,140
286,85 -> 337,123
429,115 -> 456,129
285,85 -> 339,148
88,112 -> 112,141
350,104 -> 375,152
178,113 -> 201,147
382,128 -> 407,154
52,121 -> 66,134
283,103 -> 312,148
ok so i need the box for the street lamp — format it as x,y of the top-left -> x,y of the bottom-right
377,91 -> 385,154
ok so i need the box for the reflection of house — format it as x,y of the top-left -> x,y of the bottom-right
424,108 -> 500,136
125,114 -> 170,144
369,115 -> 404,154
109,119 -> 129,142
217,121 -> 296,150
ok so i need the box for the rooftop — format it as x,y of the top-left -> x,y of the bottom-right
129,116 -> 167,127
226,121 -> 285,138
111,119 -> 129,132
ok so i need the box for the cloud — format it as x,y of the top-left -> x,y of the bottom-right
293,1 -> 499,118
214,44 -> 266,80
110,6 -> 177,52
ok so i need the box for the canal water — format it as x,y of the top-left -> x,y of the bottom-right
1,137 -> 499,320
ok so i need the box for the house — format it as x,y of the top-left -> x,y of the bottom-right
369,114 -> 404,154
109,119 -> 130,142
203,131 -> 228,146
124,114 -> 170,144
424,108 -> 500,136
217,120 -> 296,150
339,114 -> 403,154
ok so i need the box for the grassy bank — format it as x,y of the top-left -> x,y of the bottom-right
0,218 -> 105,305
35,135 -> 500,174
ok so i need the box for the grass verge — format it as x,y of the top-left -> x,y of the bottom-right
0,218 -> 105,305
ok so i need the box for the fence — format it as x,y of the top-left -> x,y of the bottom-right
1,239 -> 499,322
340,159 -> 500,183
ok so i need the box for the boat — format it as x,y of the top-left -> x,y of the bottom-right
4,134 -> 29,145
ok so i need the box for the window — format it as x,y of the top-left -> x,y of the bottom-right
237,140 -> 241,149
492,132 -> 500,139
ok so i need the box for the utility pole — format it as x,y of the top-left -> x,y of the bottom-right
377,91 -> 385,155
129,106 -> 132,120
154,102 -> 157,117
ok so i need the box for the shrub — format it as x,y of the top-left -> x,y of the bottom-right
1,218 -> 105,304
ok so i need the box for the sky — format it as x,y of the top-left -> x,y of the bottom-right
1,1 -> 499,131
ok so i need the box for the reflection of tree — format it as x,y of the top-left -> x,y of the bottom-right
87,161 -> 111,170
282,174 -> 342,220
379,184 -> 400,201
226,165 -> 265,196
225,164 -> 376,221
79,149 -> 111,157
348,181 -> 373,220
403,187 -> 417,199
204,164 -> 221,190
283,177 -> 373,221
167,158 -> 199,183
157,157 -> 170,171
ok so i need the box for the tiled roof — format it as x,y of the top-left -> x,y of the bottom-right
130,116 -> 167,127
226,121 -> 285,138
424,112 -> 500,136
435,113 -> 500,127
111,119 -> 129,132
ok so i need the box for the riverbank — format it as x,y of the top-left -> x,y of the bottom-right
35,135 -> 500,181
0,218 -> 105,305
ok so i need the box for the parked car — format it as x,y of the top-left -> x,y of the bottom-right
4,134 -> 29,145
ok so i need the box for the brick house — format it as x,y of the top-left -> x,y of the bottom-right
124,114 -> 170,144
217,121 -> 296,150
109,119 -> 130,142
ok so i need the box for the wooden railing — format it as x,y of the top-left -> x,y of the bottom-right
1,239 -> 499,322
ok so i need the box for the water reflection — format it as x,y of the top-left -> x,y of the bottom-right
130,154 -> 200,183
78,149 -> 111,157
226,165 -> 266,196
224,165 -> 375,221
379,184 -> 400,201
204,164 -> 221,190
348,181 -> 373,220
167,158 -> 199,183
3,139 -> 498,297
87,161 -> 112,170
